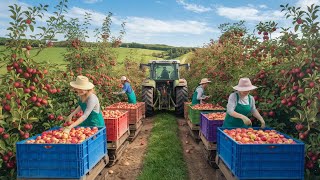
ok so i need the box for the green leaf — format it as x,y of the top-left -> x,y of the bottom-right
42,122 -> 51,129
294,25 -> 299,32
0,120 -> 7,126
28,117 -> 39,122
290,117 -> 299,123
0,140 -> 6,151
21,101 -> 27,107
29,25 -> 34,32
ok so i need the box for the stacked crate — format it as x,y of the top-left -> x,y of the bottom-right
200,112 -> 224,143
103,110 -> 129,141
188,105 -> 225,125
106,102 -> 145,140
106,102 -> 145,125
184,102 -> 191,120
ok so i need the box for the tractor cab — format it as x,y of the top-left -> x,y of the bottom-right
140,60 -> 190,116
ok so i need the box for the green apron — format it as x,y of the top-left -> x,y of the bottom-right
78,100 -> 105,127
191,86 -> 203,105
127,91 -> 137,104
223,93 -> 251,128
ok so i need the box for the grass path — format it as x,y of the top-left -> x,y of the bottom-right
138,113 -> 188,180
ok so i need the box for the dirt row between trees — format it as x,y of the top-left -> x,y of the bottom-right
96,117 -> 218,180
96,118 -> 153,180
177,118 -> 218,180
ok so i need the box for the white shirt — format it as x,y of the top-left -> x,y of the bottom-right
226,92 -> 257,115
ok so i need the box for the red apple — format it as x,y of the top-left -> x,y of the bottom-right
3,133 -> 10,139
309,82 -> 315,88
25,19 -> 31,24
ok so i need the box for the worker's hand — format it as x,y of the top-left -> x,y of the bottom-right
112,92 -> 118,95
65,115 -> 72,123
241,116 -> 252,126
63,126 -> 71,134
260,119 -> 266,129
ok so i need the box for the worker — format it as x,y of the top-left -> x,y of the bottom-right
63,76 -> 105,133
113,76 -> 137,104
191,78 -> 211,105
160,67 -> 170,79
223,77 -> 265,128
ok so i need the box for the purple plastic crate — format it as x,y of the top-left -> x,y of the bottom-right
200,112 -> 224,142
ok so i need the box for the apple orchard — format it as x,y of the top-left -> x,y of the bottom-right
0,1 -> 319,179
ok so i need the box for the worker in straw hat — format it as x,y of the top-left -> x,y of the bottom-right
112,76 -> 137,104
191,78 -> 211,105
63,76 -> 105,133
223,77 -> 265,128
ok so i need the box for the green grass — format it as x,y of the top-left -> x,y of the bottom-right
29,47 -> 67,65
115,48 -> 164,63
0,46 -> 165,74
138,113 -> 188,180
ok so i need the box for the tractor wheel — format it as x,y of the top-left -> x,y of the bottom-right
142,87 -> 154,117
175,86 -> 188,117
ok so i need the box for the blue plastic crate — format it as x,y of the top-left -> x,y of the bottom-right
217,127 -> 305,180
16,126 -> 107,179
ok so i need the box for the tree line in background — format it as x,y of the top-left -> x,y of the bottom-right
0,37 -> 194,59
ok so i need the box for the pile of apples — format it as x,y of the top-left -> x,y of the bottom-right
102,110 -> 125,119
62,111 -> 84,127
192,103 -> 225,110
109,102 -> 143,109
205,112 -> 226,120
25,127 -> 99,144
223,128 -> 296,144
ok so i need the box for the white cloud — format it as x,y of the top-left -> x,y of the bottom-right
64,7 -> 122,26
176,0 -> 212,13
124,17 -> 217,35
83,0 -> 102,4
0,1 -> 31,19
296,0 -> 320,10
259,4 -> 268,9
216,6 -> 285,22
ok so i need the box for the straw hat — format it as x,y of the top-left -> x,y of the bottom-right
233,78 -> 257,91
70,76 -> 94,90
199,78 -> 211,84
121,76 -> 127,81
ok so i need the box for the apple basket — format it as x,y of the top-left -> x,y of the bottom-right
16,126 -> 107,179
217,127 -> 305,180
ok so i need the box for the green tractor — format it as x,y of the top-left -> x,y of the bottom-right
140,60 -> 190,117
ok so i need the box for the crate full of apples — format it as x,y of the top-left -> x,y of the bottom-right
16,126 -> 107,179
106,102 -> 145,124
217,127 -> 305,180
188,103 -> 226,124
200,112 -> 226,142
102,109 -> 128,141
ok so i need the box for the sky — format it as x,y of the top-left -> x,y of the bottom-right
0,0 -> 319,47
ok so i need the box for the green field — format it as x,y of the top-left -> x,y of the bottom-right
0,46 -> 166,74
